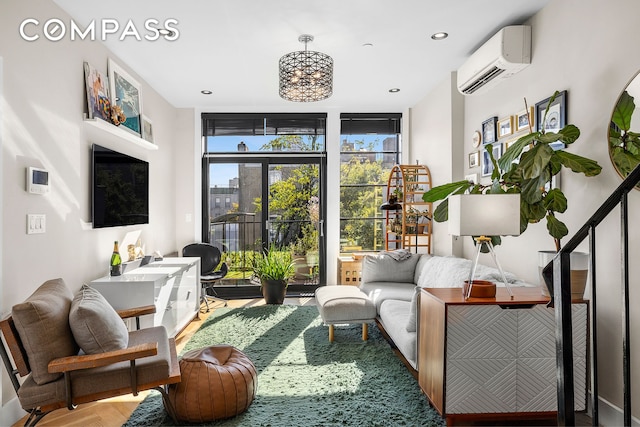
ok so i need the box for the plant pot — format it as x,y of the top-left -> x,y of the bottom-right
463,280 -> 496,298
538,251 -> 589,299
261,279 -> 287,304
292,255 -> 308,280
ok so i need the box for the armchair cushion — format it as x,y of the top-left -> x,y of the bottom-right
69,284 -> 128,355
11,278 -> 79,385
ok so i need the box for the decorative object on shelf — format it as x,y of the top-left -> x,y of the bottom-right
110,240 -> 122,276
515,106 -> 534,132
110,104 -> 126,126
108,58 -> 143,136
83,61 -> 111,122
536,90 -> 566,133
468,151 -> 479,168
279,34 -> 333,102
497,116 -> 513,137
448,193 -> 521,299
472,130 -> 482,147
141,115 -> 154,143
251,246 -> 294,304
482,116 -> 498,144
423,90 -> 602,255
384,165 -> 432,254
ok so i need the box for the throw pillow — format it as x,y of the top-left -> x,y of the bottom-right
69,284 -> 129,354
361,251 -> 420,284
405,286 -> 420,333
12,278 -> 79,385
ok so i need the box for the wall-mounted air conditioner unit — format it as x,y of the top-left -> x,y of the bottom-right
457,25 -> 531,96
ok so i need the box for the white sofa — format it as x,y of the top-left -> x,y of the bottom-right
359,252 -> 529,370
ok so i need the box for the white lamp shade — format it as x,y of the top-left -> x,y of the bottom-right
448,194 -> 521,236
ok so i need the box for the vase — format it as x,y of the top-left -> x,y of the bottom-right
261,279 -> 287,304
538,251 -> 589,299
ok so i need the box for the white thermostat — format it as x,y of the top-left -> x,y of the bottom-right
26,167 -> 49,194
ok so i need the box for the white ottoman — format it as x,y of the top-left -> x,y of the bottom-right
315,286 -> 376,342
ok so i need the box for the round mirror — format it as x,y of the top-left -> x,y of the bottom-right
609,70 -> 640,186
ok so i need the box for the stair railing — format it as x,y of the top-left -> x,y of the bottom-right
542,163 -> 640,426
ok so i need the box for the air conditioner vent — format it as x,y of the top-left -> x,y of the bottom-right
461,66 -> 506,95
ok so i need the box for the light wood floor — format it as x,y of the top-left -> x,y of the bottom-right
11,297 -> 315,427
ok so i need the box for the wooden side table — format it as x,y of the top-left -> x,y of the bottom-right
418,287 -> 587,426
337,256 -> 362,285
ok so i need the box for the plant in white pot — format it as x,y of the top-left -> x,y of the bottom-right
423,91 -> 603,297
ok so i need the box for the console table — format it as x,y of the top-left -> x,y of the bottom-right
90,257 -> 200,338
418,287 -> 587,426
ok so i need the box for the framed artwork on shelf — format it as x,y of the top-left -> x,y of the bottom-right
516,107 -> 534,132
498,116 -> 514,137
108,58 -> 143,137
141,115 -> 154,143
469,151 -> 480,168
536,90 -> 566,133
481,143 -> 503,177
482,116 -> 498,144
83,62 -> 111,122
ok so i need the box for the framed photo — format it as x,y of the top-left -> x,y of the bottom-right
469,151 -> 480,168
465,173 -> 478,185
516,107 -> 534,132
108,58 -> 143,136
481,144 -> 503,177
497,116 -> 514,137
141,115 -> 154,143
472,130 -> 482,148
83,62 -> 111,122
536,90 -> 566,133
482,116 -> 498,144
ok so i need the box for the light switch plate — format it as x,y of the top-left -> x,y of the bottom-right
27,214 -> 46,234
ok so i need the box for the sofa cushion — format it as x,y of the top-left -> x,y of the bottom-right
378,299 -> 417,369
12,278 -> 79,385
361,251 -> 420,284
415,255 -> 521,288
69,284 -> 129,355
359,281 -> 415,311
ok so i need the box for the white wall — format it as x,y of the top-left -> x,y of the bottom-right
410,0 -> 640,422
0,0 -> 186,418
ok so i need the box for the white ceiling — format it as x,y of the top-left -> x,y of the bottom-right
53,0 -> 549,111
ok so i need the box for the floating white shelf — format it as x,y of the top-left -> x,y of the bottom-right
84,118 -> 158,151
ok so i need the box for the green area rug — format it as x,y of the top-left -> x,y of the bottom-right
124,305 -> 443,426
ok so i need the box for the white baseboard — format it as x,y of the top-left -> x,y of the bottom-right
592,394 -> 640,426
1,396 -> 25,427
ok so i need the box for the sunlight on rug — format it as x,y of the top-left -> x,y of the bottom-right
124,305 -> 444,426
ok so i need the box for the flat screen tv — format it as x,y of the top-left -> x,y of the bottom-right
92,144 -> 149,228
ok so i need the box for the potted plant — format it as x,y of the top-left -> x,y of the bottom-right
252,246 -> 295,304
423,91 -> 602,295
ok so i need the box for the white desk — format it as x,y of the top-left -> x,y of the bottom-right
90,257 -> 200,338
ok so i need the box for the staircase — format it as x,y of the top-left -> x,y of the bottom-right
542,164 -> 640,426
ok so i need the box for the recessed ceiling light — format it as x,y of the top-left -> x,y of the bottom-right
431,32 -> 448,40
201,90 -> 212,95
362,43 -> 374,48
389,88 -> 400,93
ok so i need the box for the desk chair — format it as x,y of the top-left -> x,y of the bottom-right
182,243 -> 228,311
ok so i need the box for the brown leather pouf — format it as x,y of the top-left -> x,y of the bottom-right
167,345 -> 257,423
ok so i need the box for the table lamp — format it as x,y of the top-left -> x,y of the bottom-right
448,194 -> 521,299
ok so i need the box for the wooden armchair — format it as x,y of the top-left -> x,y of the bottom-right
0,279 -> 181,426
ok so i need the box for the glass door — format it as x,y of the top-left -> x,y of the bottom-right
203,155 -> 325,297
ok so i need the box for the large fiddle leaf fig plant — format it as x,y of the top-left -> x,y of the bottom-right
610,90 -> 640,176
423,91 -> 603,252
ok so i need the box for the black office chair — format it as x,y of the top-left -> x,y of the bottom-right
182,243 -> 228,311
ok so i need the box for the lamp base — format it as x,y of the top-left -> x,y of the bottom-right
464,280 -> 496,298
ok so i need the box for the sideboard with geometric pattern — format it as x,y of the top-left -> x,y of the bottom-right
418,287 -> 587,426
